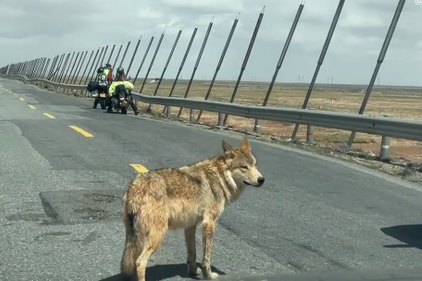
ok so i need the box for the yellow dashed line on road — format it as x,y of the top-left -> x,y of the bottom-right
43,113 -> 56,119
69,125 -> 94,138
28,105 -> 36,109
130,164 -> 149,174
19,97 -> 25,101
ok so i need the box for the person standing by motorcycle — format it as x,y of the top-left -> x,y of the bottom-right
105,63 -> 113,82
107,66 -> 139,115
93,66 -> 110,109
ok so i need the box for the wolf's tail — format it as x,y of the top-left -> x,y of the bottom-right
120,204 -> 146,278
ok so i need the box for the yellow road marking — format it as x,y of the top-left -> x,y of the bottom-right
19,97 -> 24,101
43,113 -> 56,119
130,164 -> 149,174
69,125 -> 94,138
28,105 -> 36,109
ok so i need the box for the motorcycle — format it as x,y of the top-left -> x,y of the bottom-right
97,90 -> 108,110
87,81 -> 108,110
111,91 -> 129,114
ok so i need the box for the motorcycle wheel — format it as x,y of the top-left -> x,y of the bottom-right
100,99 -> 106,110
121,107 -> 127,114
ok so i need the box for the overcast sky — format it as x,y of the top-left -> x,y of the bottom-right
0,0 -> 421,86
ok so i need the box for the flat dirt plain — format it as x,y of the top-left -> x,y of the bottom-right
129,78 -> 422,162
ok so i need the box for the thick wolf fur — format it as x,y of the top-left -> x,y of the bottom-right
120,137 -> 265,281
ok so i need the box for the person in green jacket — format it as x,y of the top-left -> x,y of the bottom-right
107,66 -> 139,115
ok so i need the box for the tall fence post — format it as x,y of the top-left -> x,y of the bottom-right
152,27 -> 183,97
126,35 -> 142,75
88,46 -> 105,82
29,58 -> 37,78
107,44 -> 116,64
176,18 -> 214,117
23,60 -> 30,76
29,59 -> 39,78
223,6 -> 265,126
47,56 -> 57,79
28,60 -> 36,77
25,60 -> 32,76
139,31 -> 165,95
71,50 -> 88,85
81,49 -> 96,85
165,24 -> 200,115
57,53 -> 69,82
347,0 -> 405,147
35,58 -> 45,78
47,56 -> 58,78
119,41 -> 131,68
100,45 -> 109,65
291,0 -> 345,141
65,52 -> 80,84
40,58 -> 49,77
254,2 -> 305,134
26,59 -> 34,77
196,13 -> 239,122
60,51 -> 76,83
133,35 -> 155,86
34,58 -> 45,78
19,62 -> 28,76
37,58 -> 46,79
50,54 -> 65,81
112,43 -> 124,71
56,52 -> 71,82
41,58 -> 52,79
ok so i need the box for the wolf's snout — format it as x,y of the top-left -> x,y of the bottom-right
257,176 -> 265,185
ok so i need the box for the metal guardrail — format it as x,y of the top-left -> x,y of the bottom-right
3,74 -> 422,146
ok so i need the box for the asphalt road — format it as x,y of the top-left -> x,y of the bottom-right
1,78 -> 422,281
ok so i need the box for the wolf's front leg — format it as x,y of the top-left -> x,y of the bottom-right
185,226 -> 201,277
201,220 -> 219,280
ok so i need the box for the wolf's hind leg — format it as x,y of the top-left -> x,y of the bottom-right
135,222 -> 167,281
185,225 -> 201,276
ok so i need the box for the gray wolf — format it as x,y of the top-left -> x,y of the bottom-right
120,137 -> 265,281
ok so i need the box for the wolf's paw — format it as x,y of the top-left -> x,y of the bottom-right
202,271 -> 219,280
188,265 -> 201,277
188,263 -> 202,277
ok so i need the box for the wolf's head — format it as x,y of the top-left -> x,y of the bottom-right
222,137 -> 265,188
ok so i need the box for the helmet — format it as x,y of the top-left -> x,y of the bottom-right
116,66 -> 125,76
105,63 -> 112,68
97,66 -> 105,74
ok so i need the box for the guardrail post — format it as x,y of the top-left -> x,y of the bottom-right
306,125 -> 314,144
165,106 -> 171,118
253,119 -> 261,134
380,135 -> 390,160
189,108 -> 194,123
217,113 -> 224,127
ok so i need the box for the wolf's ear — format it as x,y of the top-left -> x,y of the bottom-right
240,137 -> 250,152
222,140 -> 234,153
